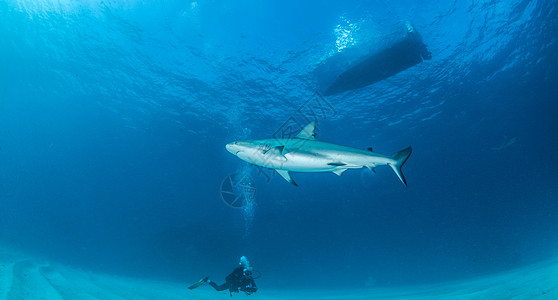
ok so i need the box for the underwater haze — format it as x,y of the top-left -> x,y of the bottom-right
1,0 -> 558,295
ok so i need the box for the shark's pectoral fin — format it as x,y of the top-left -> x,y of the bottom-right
332,168 -> 348,176
265,146 -> 287,161
276,170 -> 297,186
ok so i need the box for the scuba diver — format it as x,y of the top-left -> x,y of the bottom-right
188,256 -> 258,297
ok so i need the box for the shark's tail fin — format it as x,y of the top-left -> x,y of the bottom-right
388,146 -> 412,186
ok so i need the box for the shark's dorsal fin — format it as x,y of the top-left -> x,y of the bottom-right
367,147 -> 373,152
276,170 -> 298,186
296,122 -> 317,140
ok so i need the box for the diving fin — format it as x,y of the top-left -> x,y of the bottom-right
188,277 -> 208,290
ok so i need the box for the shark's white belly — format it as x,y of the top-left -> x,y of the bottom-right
241,149 -> 388,173
279,153 -> 343,172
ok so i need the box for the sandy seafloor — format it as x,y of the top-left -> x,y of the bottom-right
1,246 -> 556,300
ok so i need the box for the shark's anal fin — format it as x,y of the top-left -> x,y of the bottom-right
276,170 -> 298,186
296,122 -> 317,140
332,168 -> 348,176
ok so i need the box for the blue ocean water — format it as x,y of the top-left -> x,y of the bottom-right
0,0 -> 557,292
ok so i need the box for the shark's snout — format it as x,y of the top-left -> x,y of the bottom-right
226,142 -> 242,155
225,142 -> 236,153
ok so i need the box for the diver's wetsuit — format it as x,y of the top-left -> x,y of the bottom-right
209,266 -> 257,296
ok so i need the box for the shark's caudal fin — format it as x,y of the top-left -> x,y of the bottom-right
388,146 -> 412,186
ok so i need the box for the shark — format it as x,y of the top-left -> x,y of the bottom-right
225,122 -> 412,187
